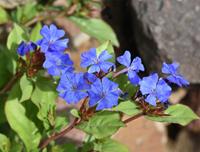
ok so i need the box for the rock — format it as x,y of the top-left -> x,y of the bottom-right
0,0 -> 35,9
130,0 -> 200,83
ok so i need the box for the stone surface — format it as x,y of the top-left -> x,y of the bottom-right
0,0 -> 35,9
130,0 -> 200,83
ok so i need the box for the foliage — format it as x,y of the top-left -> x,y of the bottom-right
0,1 -> 198,151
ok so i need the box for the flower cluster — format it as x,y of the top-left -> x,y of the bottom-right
17,24 -> 73,76
57,47 -> 119,110
17,24 -> 189,110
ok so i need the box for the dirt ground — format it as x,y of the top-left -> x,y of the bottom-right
114,117 -> 166,152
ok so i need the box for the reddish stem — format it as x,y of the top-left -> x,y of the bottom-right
123,112 -> 144,124
113,68 -> 128,78
39,118 -> 79,150
39,97 -> 88,150
0,71 -> 23,95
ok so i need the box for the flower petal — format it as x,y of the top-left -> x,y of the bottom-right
117,51 -> 131,67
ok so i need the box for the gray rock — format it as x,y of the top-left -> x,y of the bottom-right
131,0 -> 200,83
0,0 -> 35,9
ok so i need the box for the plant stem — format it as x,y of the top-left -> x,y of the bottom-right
123,112 -> 144,124
113,68 -> 128,78
39,97 -> 88,150
39,118 -> 79,150
0,71 -> 23,95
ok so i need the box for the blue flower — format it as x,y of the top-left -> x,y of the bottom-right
57,72 -> 90,104
17,41 -> 37,56
83,72 -> 97,84
38,24 -> 68,53
139,73 -> 172,106
80,48 -> 114,73
43,52 -> 74,76
162,62 -> 189,87
117,51 -> 144,85
88,77 -> 120,110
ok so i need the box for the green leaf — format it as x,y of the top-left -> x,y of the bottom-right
96,41 -> 115,62
77,111 -> 124,139
69,16 -> 119,47
113,74 -> 137,98
9,136 -> 23,152
54,116 -> 69,132
146,104 -> 199,126
22,100 -> 44,133
113,101 -> 142,116
0,7 -> 9,24
0,99 -> 6,124
0,134 -> 11,152
31,77 -> 57,129
7,23 -> 28,50
30,22 -> 42,42
19,74 -> 33,102
0,45 -> 17,75
7,81 -> 21,101
94,138 -> 129,152
12,3 -> 37,23
70,109 -> 80,118
22,3 -> 37,23
51,143 -> 77,152
0,49 -> 12,89
5,99 -> 41,151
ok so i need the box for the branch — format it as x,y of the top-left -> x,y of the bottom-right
39,118 -> 79,150
123,112 -> 144,124
39,97 -> 88,150
0,71 -> 23,95
113,68 -> 128,78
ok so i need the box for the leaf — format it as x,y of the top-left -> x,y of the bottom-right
113,101 -> 142,116
30,22 -> 42,42
70,109 -> 80,118
69,16 -> 119,47
96,41 -> 115,62
94,138 -> 129,152
0,45 -> 17,75
54,116 -> 69,132
22,100 -> 44,133
7,81 -> 21,101
19,74 -> 33,102
51,143 -> 77,152
7,23 -> 28,50
0,134 -> 11,152
5,99 -> 41,151
31,77 -> 57,129
0,99 -> 6,124
12,3 -> 37,23
77,111 -> 124,139
0,7 -> 9,24
146,104 -> 199,126
0,49 -> 12,89
113,74 -> 138,98
22,3 -> 37,23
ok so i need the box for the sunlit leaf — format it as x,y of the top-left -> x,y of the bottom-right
30,22 -> 42,42
69,16 -> 119,47
5,99 -> 41,151
146,104 -> 199,126
77,111 -> 124,139
113,100 -> 141,116
19,74 -> 33,102
0,134 -> 10,152
94,138 -> 129,152
31,77 -> 57,129
0,7 -> 9,24
7,23 -> 28,50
